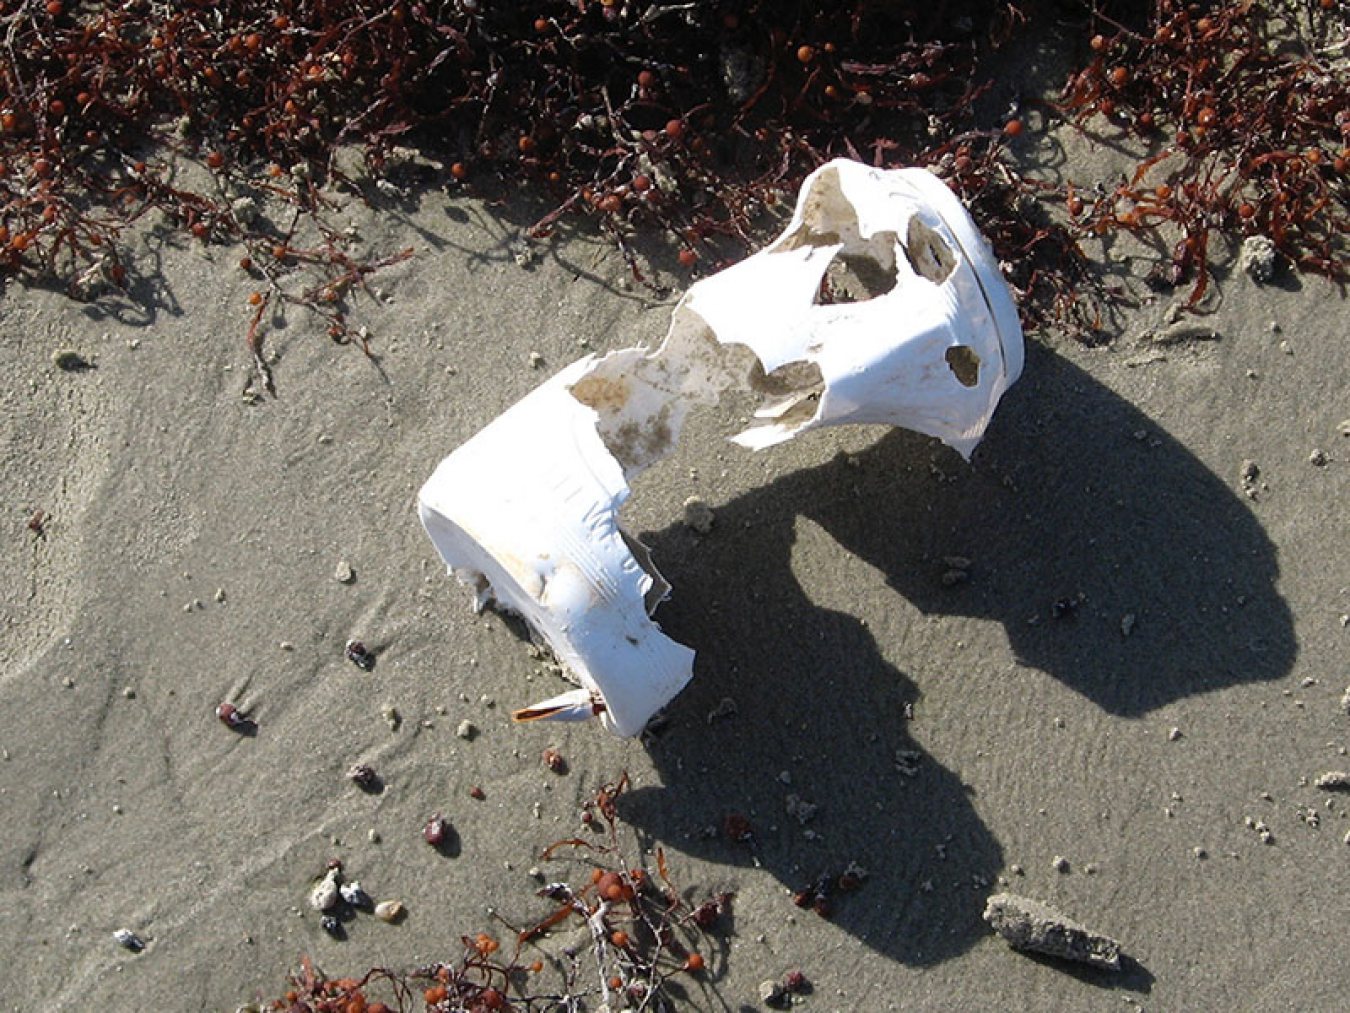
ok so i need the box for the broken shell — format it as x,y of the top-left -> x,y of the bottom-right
374,899 -> 405,923
309,869 -> 341,912
419,159 -> 1022,736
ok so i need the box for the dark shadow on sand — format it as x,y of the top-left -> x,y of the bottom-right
618,343 -> 1293,974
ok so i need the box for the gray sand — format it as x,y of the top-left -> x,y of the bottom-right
2,89 -> 1349,1013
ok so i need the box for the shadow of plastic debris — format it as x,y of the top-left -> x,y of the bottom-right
619,345 -> 1292,969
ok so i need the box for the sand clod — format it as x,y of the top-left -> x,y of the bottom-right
984,892 -> 1122,971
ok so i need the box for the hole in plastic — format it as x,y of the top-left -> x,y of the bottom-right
904,217 -> 957,284
945,345 -> 981,387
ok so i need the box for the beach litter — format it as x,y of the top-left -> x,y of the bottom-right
419,159 -> 1023,736
983,892 -> 1122,971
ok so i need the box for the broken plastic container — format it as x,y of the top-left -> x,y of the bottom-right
417,358 -> 695,738
686,158 -> 1024,458
419,159 -> 1023,736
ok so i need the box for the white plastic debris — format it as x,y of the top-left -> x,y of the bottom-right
419,158 -> 1023,736
684,158 -> 1023,458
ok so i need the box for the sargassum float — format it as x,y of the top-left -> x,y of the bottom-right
419,159 -> 1024,736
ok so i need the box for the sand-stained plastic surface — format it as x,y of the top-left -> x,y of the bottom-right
419,159 -> 1024,736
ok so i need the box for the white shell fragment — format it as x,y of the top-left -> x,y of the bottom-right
419,158 -> 1023,736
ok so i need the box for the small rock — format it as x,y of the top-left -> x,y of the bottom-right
347,763 -> 379,791
1340,685 -> 1350,715
52,349 -> 91,371
381,704 -> 401,730
334,560 -> 355,583
216,701 -> 250,730
1168,727 -> 1183,741
983,892 -> 1122,971
758,979 -> 785,1006
374,900 -> 405,923
319,914 -> 342,938
339,881 -> 372,909
1239,235 -> 1278,283
344,639 -> 375,670
1308,448 -> 1328,467
542,747 -> 566,774
529,351 -> 545,369
423,813 -> 450,846
682,495 -> 714,534
1313,771 -> 1350,791
310,869 -> 341,912
1120,613 -> 1137,637
112,928 -> 145,952
456,719 -> 477,740
1238,459 -> 1261,499
1051,855 -> 1070,873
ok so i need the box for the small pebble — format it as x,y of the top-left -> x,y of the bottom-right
319,914 -> 342,938
542,747 -> 566,774
1308,448 -> 1328,467
1052,855 -> 1070,873
339,881 -> 371,909
468,785 -> 486,800
381,704 -> 401,730
216,701 -> 249,730
1169,727 -> 1183,741
529,351 -> 545,369
1238,235 -> 1277,283
456,719 -> 477,740
112,928 -> 144,952
344,639 -> 375,670
374,900 -> 405,923
310,870 -> 341,912
347,763 -> 378,790
759,979 -> 785,1005
682,495 -> 715,534
334,560 -> 355,583
423,813 -> 450,846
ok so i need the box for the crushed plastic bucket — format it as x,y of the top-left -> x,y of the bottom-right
419,159 -> 1024,736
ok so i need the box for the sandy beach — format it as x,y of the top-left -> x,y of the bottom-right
3,26 -> 1349,1013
